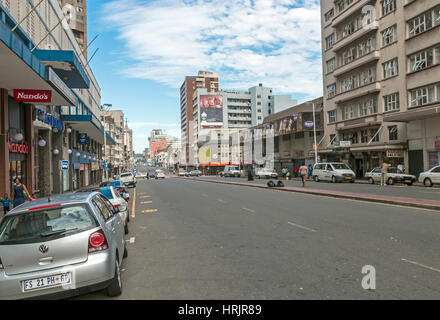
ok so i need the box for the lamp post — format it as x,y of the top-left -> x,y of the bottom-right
102,104 -> 112,180
312,102 -> 318,164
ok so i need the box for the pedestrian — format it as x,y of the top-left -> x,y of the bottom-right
308,164 -> 313,177
1,193 -> 11,215
286,170 -> 291,180
282,168 -> 287,179
381,161 -> 390,186
294,165 -> 299,178
11,178 -> 31,208
247,166 -> 254,181
397,163 -> 404,173
299,164 -> 309,187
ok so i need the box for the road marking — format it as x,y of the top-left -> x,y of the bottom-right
142,209 -> 158,214
288,221 -> 317,233
140,196 -> 151,198
141,201 -> 153,204
217,199 -> 226,203
242,208 -> 256,213
129,237 -> 135,244
138,192 -> 147,195
132,188 -> 136,218
401,258 -> 440,273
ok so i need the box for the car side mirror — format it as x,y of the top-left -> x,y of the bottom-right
118,205 -> 127,212
123,193 -> 129,199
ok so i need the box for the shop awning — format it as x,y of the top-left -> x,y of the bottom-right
0,19 -> 76,106
383,105 -> 440,122
61,114 -> 116,145
34,49 -> 90,89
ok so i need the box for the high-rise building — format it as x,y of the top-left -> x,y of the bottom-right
180,71 -> 219,165
58,0 -> 88,56
319,0 -> 440,177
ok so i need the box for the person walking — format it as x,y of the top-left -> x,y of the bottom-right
381,162 -> 390,186
1,193 -> 11,216
294,165 -> 299,178
247,166 -> 254,181
11,178 -> 31,208
299,164 -> 309,187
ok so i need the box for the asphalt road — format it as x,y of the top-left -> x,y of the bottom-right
73,177 -> 440,300
191,175 -> 440,201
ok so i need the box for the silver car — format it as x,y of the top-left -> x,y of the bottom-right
0,192 -> 127,299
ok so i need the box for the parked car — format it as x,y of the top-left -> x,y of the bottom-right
189,170 -> 202,177
120,172 -> 137,188
365,167 -> 417,186
0,192 -> 127,299
221,165 -> 241,177
155,170 -> 165,179
135,172 -> 147,179
419,165 -> 440,187
148,172 -> 156,179
255,168 -> 278,179
312,162 -> 356,183
111,181 -> 130,202
178,169 -> 188,177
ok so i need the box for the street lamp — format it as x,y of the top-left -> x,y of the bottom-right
312,102 -> 318,164
102,104 -> 112,180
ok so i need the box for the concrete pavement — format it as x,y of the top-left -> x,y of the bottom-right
74,177 -> 440,300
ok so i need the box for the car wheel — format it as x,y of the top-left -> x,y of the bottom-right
124,223 -> 129,235
387,178 -> 394,185
314,176 -> 320,182
424,178 -> 433,187
331,176 -> 336,183
368,177 -> 374,184
106,258 -> 122,297
407,182 -> 413,186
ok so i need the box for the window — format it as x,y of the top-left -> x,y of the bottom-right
92,196 -> 114,221
337,0 -> 345,13
358,37 -> 376,57
384,93 -> 400,111
370,129 -> 380,142
407,5 -> 440,38
382,0 -> 396,16
383,58 -> 398,79
327,83 -> 336,98
388,126 -> 398,140
325,9 -> 334,22
326,33 -> 335,50
359,101 -> 368,116
342,106 -> 349,120
361,130 -> 369,143
382,25 -> 397,46
410,84 -> 439,107
409,46 -> 440,72
350,132 -> 358,144
328,110 -> 337,123
326,58 -> 336,73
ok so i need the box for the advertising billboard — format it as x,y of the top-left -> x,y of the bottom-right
200,95 -> 223,128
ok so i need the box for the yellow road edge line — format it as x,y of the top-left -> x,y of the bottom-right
132,188 -> 136,218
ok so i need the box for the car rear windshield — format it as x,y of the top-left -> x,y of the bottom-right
112,180 -> 122,187
332,163 -> 350,170
121,173 -> 132,177
101,188 -> 114,199
229,166 -> 239,170
0,204 -> 98,245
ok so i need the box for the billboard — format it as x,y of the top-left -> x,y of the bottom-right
200,95 -> 223,128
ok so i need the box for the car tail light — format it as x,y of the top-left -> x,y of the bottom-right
113,204 -> 121,211
88,230 -> 109,253
0,257 -> 3,269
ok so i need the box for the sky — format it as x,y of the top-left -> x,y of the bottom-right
87,0 -> 323,153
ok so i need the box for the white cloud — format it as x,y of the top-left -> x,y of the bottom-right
103,0 -> 323,99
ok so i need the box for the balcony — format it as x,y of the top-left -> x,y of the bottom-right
333,22 -> 378,52
335,114 -> 381,130
228,109 -> 252,115
335,82 -> 381,104
334,51 -> 380,77
332,0 -> 375,27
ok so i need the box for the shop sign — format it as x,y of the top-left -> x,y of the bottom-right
47,67 -> 77,106
60,160 -> 69,171
304,121 -> 314,128
283,150 -> 291,157
36,109 -> 64,131
435,139 -> 440,151
78,133 -> 88,145
73,163 -> 80,170
13,89 -> 51,103
9,139 -> 29,154
335,147 -> 350,153
333,141 -> 351,148
386,150 -> 403,158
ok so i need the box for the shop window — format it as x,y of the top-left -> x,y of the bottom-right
388,126 -> 398,140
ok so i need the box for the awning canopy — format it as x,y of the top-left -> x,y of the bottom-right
61,114 -> 116,145
0,20 -> 76,106
383,105 -> 440,122
34,49 -> 90,89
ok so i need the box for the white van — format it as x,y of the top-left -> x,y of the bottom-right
312,162 -> 356,183
221,165 -> 241,177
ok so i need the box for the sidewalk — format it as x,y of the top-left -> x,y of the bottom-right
182,177 -> 440,211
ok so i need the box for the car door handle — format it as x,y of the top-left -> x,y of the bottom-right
38,257 -> 54,265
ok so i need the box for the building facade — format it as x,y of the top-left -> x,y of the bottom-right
57,0 -> 87,56
320,0 -> 440,177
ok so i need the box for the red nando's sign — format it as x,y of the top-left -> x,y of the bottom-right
13,89 -> 52,103
9,139 -> 29,154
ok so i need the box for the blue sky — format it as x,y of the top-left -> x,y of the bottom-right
87,0 -> 323,153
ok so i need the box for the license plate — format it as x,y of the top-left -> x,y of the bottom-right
345,177 -> 352,180
22,272 -> 72,292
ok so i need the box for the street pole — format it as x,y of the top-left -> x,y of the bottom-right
312,102 -> 318,164
104,117 -> 107,180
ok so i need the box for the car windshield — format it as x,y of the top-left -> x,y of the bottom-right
230,166 -> 239,170
332,163 -> 350,170
0,204 -> 97,245
100,188 -> 114,199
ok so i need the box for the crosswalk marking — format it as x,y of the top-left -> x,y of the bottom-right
141,201 -> 153,204
142,209 -> 158,214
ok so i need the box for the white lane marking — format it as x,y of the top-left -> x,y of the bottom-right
129,237 -> 135,244
242,208 -> 256,213
401,258 -> 440,273
288,221 -> 317,233
217,199 -> 226,203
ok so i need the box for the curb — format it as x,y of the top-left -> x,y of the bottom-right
179,177 -> 440,212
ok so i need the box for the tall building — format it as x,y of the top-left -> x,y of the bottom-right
319,0 -> 440,177
249,84 -> 274,126
58,0 -> 88,56
180,71 -> 219,165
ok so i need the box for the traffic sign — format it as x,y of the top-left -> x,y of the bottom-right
60,160 -> 69,171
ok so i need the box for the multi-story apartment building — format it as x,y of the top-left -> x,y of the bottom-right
320,0 -> 440,177
58,0 -> 88,56
180,71 -> 219,165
